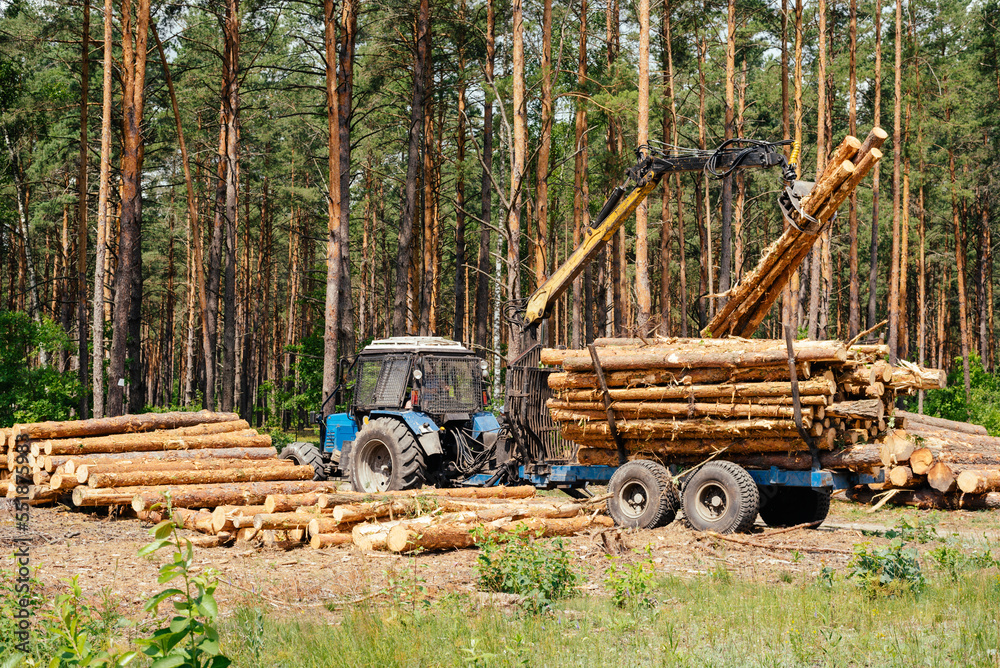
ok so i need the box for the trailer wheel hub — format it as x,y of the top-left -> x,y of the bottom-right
694,482 -> 729,521
617,480 -> 650,520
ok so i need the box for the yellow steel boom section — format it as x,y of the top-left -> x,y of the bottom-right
523,167 -> 664,325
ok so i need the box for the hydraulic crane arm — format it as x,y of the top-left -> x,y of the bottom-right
521,141 -> 791,333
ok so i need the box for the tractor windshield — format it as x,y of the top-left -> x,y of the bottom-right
420,356 -> 482,415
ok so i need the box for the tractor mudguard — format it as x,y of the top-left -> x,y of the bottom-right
368,410 -> 444,457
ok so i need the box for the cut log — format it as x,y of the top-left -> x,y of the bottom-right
387,515 -> 615,553
823,400 -> 884,421
908,448 -> 935,475
310,533 -> 353,549
570,430 -> 836,454
897,411 -> 988,436
252,512 -> 315,531
189,533 -> 233,548
45,430 -> 270,456
32,471 -> 50,486
48,474 -> 80,491
887,466 -> 922,488
77,457 -> 289,484
16,410 -> 241,440
42,420 -> 251,454
27,486 -> 62,504
172,508 -> 216,534
846,486 -> 1000,510
956,468 -> 1000,494
547,401 -> 813,421
556,377 -> 836,403
87,464 -> 313,488
546,364 -> 812,390
74,485 -> 151,507
130,480 -> 341,512
210,505 -> 268,533
878,430 -> 914,466
264,492 -> 332,514
927,462 -> 957,493
352,515 -> 445,551
55,447 -> 278,473
547,341 -> 848,372
887,367 -> 947,391
307,516 -> 351,536
315,485 -> 537,507
560,418 -> 805,441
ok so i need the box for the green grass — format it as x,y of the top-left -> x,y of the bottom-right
218,568 -> 1000,667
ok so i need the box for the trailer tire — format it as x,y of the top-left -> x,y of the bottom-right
682,461 -> 759,534
351,418 -> 426,492
758,486 -> 831,527
280,442 -> 326,480
607,460 -> 678,529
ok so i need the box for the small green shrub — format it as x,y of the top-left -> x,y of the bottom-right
929,544 -> 999,581
136,506 -> 231,667
604,549 -> 657,609
45,577 -> 137,667
474,526 -> 578,613
884,516 -> 942,544
848,540 -> 925,598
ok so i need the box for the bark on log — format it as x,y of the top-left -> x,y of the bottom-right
548,401 -> 813,421
88,464 -> 313,488
909,446 -> 1000,475
956,468 -> 1000,494
310,533 -> 353,548
33,471 -> 50,486
546,364 -> 812,390
387,515 -> 615,553
846,486 -> 1000,510
77,457 -> 289,483
898,411 -> 988,435
556,376 -> 836,403
264,492 -> 332,513
822,399 -> 884,421
316,485 -> 537,506
307,516 -> 352,536
130,480 -> 342,511
253,512 -> 315,531
42,420 -> 250,454
45,430 -> 270,456
189,533 -> 233,548
172,508 -> 216,534
887,367 -> 947,391
570,430 -> 836,454
211,505 -> 267,533
55,447 -> 278,473
16,411 -> 241,440
546,341 -> 848,371
27,486 -> 63,504
560,418 -> 807,441
74,485 -> 151,507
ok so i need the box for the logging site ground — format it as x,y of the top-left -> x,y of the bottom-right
4,495 -> 1000,667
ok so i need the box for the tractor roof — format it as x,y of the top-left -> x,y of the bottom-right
360,336 -> 473,354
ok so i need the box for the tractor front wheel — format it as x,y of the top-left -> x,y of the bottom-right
350,418 -> 426,492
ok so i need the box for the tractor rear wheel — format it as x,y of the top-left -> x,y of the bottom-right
758,486 -> 831,528
607,460 -> 678,529
279,442 -> 326,480
350,418 -> 426,492
681,461 -> 759,534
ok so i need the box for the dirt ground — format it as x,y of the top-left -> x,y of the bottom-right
2,495 -> 998,618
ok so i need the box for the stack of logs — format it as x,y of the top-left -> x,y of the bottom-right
541,337 -> 946,473
130,484 -> 612,551
847,412 -> 1000,510
2,412 -> 609,551
1,411 -> 324,508
704,127 -> 887,339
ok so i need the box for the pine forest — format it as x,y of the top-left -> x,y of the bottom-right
0,0 -> 998,427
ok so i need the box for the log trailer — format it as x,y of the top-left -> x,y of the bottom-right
283,139 -> 882,533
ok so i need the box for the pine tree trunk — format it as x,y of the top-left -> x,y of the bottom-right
392,0 -> 430,336
867,0 -> 882,331
454,2 -> 467,343
950,144 -> 971,401
807,0 -> 826,340
76,0 -> 90,419
634,0 -> 652,333
92,0 -> 112,415
321,0 -> 343,407
475,0 -> 494,357
571,0 -> 588,348
508,0 -> 527,360
887,0 -> 902,362
847,0 -> 859,338
534,0 -> 553,298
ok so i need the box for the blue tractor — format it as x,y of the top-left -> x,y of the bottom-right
280,337 -> 504,493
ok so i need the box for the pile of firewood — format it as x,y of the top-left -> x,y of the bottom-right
541,338 -> 946,472
1,411 -> 321,507
704,127 -> 887,338
130,484 -> 611,551
847,412 -> 1000,510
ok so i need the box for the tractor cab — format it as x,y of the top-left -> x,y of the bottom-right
282,337 -> 503,492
